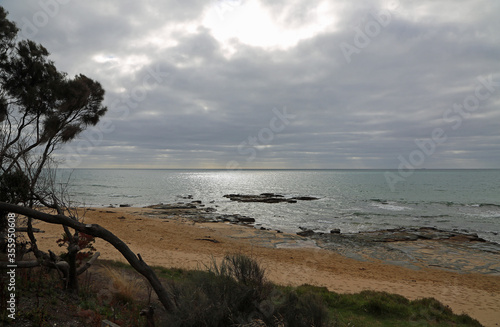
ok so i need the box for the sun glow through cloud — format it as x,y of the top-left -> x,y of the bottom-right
203,0 -> 337,54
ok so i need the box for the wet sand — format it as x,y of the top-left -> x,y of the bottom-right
33,207 -> 500,326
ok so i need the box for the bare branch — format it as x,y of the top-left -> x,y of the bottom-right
76,251 -> 100,276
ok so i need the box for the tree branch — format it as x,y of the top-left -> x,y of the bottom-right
76,251 -> 100,276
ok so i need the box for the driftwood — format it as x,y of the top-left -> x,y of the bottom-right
0,202 -> 174,311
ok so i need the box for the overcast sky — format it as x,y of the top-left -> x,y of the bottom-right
2,0 -> 500,169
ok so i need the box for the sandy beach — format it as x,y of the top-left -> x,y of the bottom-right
32,207 -> 500,327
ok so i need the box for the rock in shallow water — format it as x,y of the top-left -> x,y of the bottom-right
223,193 -> 318,203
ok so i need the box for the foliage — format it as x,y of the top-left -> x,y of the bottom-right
0,169 -> 30,204
56,232 -> 97,265
0,169 -> 30,230
160,254 -> 483,327
0,5 -> 107,207
0,5 -> 107,293
2,257 -> 484,326
165,254 -> 273,326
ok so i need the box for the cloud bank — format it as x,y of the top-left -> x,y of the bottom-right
3,0 -> 499,168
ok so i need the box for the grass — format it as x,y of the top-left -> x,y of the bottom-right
0,256 -> 484,326
101,266 -> 144,305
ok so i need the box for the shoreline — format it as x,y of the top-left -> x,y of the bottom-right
135,201 -> 500,275
32,206 -> 500,326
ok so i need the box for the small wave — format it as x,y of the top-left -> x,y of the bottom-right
109,194 -> 142,198
371,203 -> 412,211
419,214 -> 451,218
88,184 -> 119,188
317,220 -> 334,224
477,203 -> 500,208
475,213 -> 500,219
350,212 -> 413,218
430,201 -> 500,208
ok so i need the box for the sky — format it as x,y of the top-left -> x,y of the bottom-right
2,0 -> 500,169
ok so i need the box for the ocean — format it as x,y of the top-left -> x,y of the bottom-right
57,169 -> 500,244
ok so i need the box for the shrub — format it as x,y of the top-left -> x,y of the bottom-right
357,290 -> 411,318
165,254 -> 271,326
274,289 -> 329,327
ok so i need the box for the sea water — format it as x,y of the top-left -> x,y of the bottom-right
57,169 -> 500,244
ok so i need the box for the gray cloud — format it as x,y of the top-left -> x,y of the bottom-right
2,0 -> 499,169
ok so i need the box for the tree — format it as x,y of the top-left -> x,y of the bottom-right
0,8 -> 175,314
0,6 -> 106,291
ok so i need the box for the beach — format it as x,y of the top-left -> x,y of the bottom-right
30,206 -> 500,326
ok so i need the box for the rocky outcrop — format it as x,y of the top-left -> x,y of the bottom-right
146,202 -> 255,226
352,227 -> 488,243
224,193 -> 319,203
296,226 -> 488,243
297,227 -> 315,237
303,227 -> 500,274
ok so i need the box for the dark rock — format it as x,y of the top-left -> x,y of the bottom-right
330,229 -> 341,234
339,227 -> 490,243
236,216 -> 256,223
191,200 -> 202,204
150,203 -> 196,210
224,193 -> 315,204
290,196 -> 319,201
260,193 -> 281,197
119,204 -> 131,207
297,229 -> 315,237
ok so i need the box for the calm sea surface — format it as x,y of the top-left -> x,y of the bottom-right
58,169 -> 500,244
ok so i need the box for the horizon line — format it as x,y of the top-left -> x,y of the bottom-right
57,167 -> 500,170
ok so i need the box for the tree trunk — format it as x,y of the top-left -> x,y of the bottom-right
67,246 -> 78,291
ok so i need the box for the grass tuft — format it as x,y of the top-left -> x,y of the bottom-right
101,266 -> 144,305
